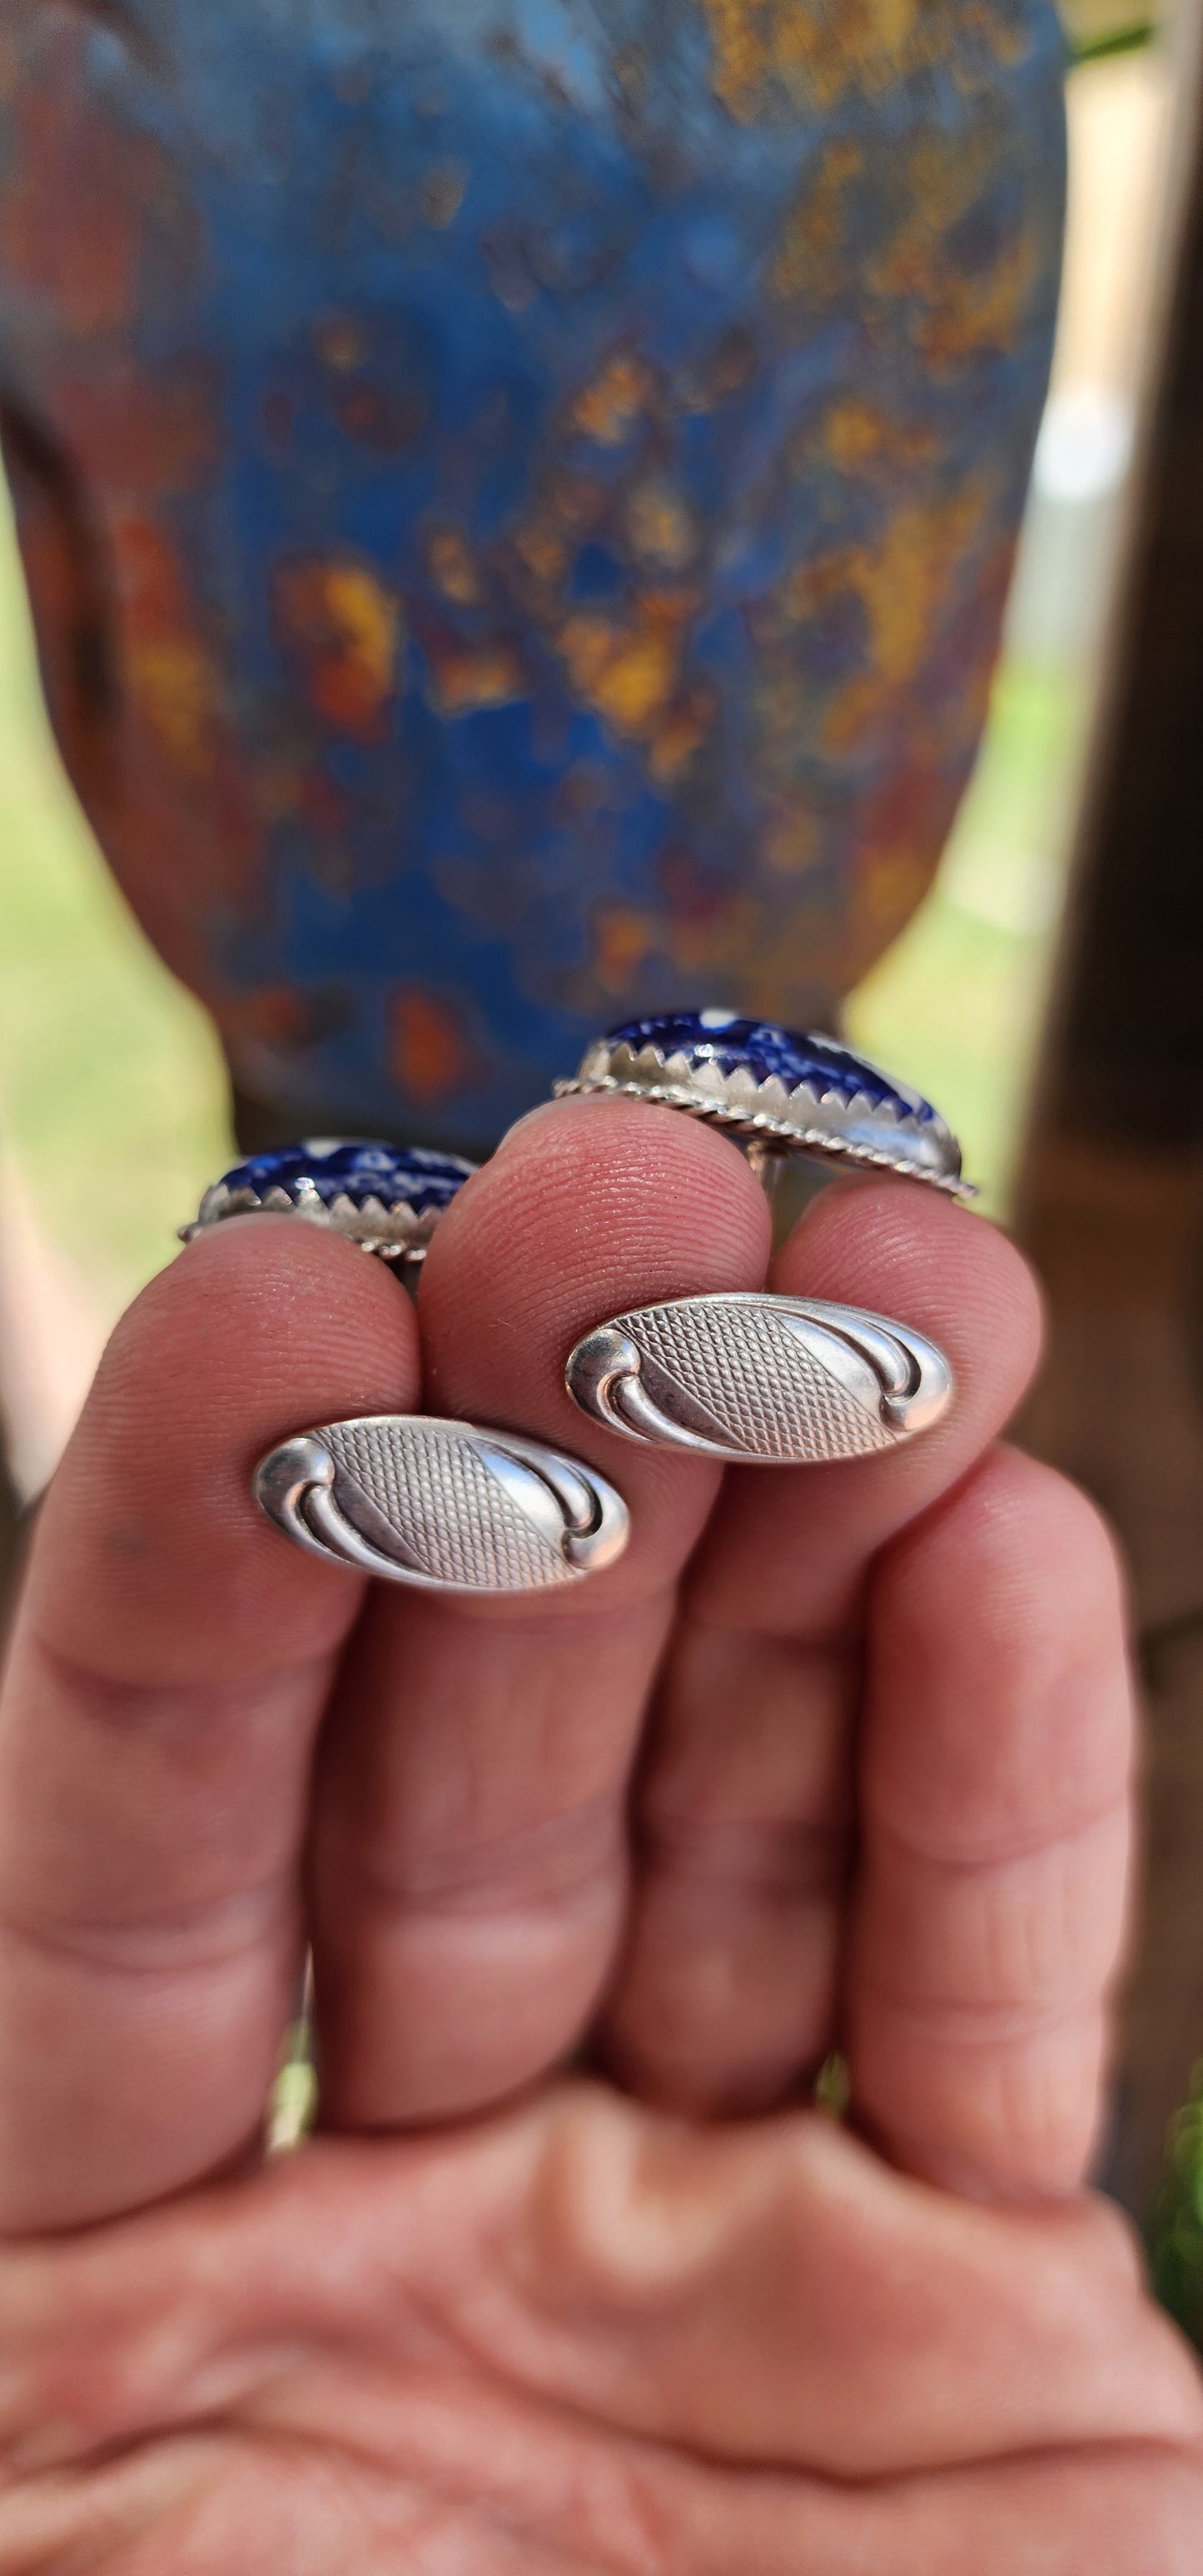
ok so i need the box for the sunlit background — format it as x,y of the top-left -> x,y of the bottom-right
0,7 -> 1182,1496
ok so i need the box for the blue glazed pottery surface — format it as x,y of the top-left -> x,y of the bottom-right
0,0 -> 1065,1148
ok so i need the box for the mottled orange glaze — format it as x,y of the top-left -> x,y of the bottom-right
557,594 -> 693,740
770,140 -> 863,304
390,987 -> 485,1106
274,557 -> 403,742
645,684 -> 716,786
569,352 -> 654,447
591,905 -> 663,992
110,515 -> 219,779
702,0 -> 920,120
425,525 -> 486,607
420,624 -> 526,714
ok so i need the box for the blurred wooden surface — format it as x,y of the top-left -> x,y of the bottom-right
1017,9 -> 1203,2219
1019,1141 -> 1203,2213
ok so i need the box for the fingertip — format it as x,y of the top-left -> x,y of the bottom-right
420,1094 -> 773,1425
27,1216 -> 424,1683
412,1097 -> 772,1612
773,1180 -> 1045,1447
436,1092 -> 772,1299
874,1442 -> 1131,1708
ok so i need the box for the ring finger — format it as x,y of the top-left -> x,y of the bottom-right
599,1175 -> 1048,2137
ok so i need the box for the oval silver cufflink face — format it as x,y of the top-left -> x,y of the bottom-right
565,1294 -> 952,1465
256,1418 -> 629,1593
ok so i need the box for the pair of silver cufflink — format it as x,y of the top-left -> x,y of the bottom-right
183,1014 -> 965,1598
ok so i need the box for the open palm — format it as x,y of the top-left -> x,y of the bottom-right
1,1099 -> 1200,2570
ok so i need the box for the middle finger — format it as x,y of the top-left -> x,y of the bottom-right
306,1095 -> 771,2130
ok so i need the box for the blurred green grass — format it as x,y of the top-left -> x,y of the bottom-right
0,474 -> 1085,1335
0,481 -> 231,1333
850,659 -> 1091,1214
1151,2064 -> 1203,2353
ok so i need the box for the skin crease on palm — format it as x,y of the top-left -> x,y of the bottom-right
0,1098 -> 1201,2572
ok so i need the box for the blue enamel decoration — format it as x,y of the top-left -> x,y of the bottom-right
599,1013 -> 946,1123
183,1139 -> 477,1260
217,1141 -> 474,1215
557,1010 -> 968,1194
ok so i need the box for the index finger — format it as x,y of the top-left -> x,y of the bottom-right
0,1217 -> 420,2235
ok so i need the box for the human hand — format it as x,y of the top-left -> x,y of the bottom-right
0,1099 -> 1199,2568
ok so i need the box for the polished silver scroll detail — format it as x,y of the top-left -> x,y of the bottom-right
255,1417 -> 629,1592
565,1294 -> 952,1465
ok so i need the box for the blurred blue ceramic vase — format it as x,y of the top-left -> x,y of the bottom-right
0,0 -> 1065,1147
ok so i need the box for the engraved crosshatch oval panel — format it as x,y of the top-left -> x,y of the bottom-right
566,1293 -> 952,1465
326,1419 -> 575,1590
255,1417 -> 629,1592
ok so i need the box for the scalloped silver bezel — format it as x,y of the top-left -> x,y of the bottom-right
553,1037 -> 973,1198
179,1181 -> 449,1261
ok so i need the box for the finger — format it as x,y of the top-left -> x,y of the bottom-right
0,1218 -> 419,2234
601,1180 -> 1042,2113
848,1443 -> 1134,2201
6,2091 -> 1199,2494
306,1096 -> 772,2131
